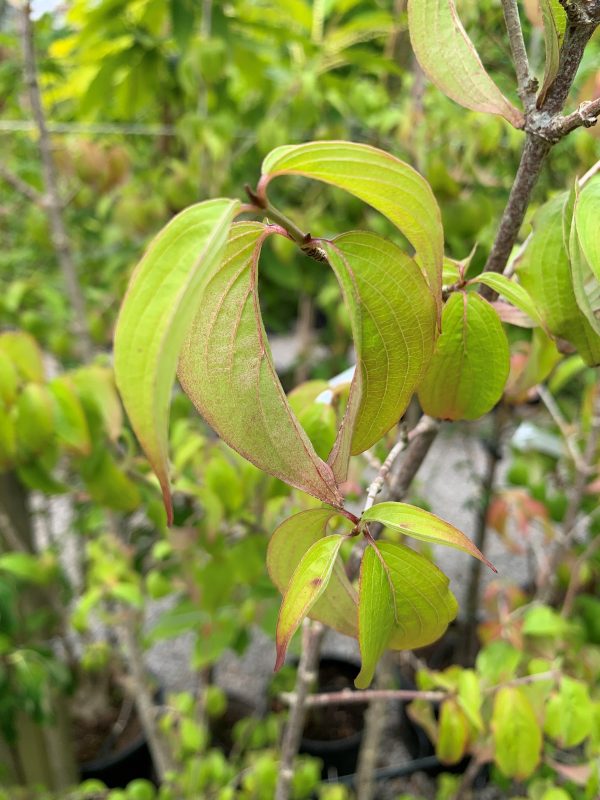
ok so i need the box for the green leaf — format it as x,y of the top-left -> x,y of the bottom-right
0,553 -> 54,585
548,355 -> 587,394
522,605 -> 567,638
362,502 -> 496,570
517,194 -> 600,366
261,141 -> 444,311
49,377 -> 91,455
267,509 -> 357,638
177,222 -> 342,508
80,449 -> 141,512
573,177 -> 600,280
544,677 -> 593,747
407,0 -> 523,127
0,351 -> 19,407
458,669 -> 484,732
322,232 -> 436,478
417,292 -> 510,420
471,273 -> 544,328
492,687 -> 542,780
114,199 -> 240,523
275,534 -> 346,669
296,403 -> 338,461
378,541 -> 458,650
14,383 -> 55,456
538,0 -> 567,106
569,181 -> 600,338
72,366 -> 123,442
506,328 -> 561,402
437,699 -> 469,765
476,641 -> 522,685
356,543 -> 396,688
0,331 -> 45,383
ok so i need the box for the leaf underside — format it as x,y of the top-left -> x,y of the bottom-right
267,508 -> 358,638
177,222 -> 342,507
261,141 -> 444,315
517,193 -> 600,366
569,179 -> 600,339
275,533 -> 346,669
114,199 -> 240,522
407,0 -> 523,128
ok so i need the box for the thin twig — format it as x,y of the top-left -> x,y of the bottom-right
20,3 -> 93,360
282,688 -> 447,707
275,620 -> 323,800
538,376 -> 600,603
0,120 -> 177,136
363,424 -> 409,512
482,13 -> 599,288
355,655 -> 395,800
281,669 -> 558,708
552,97 -> 600,136
561,535 -> 600,617
537,384 -> 587,473
464,411 -> 505,658
0,163 -> 44,205
117,612 -> 175,783
580,158 -> 600,186
501,0 -> 535,111
346,416 -> 440,579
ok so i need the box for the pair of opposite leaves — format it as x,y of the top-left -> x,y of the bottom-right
113,140 -> 504,685
114,140 -> 449,522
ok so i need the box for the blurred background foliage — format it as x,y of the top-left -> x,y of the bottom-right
1,2 -> 600,798
1,0 -> 598,362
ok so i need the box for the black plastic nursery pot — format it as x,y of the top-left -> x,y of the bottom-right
299,657 -> 366,778
79,729 -> 155,789
77,683 -> 164,789
210,692 -> 257,754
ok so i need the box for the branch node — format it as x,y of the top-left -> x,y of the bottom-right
244,183 -> 267,209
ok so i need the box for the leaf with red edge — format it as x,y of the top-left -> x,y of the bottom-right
261,141 -> 444,316
178,222 -> 342,507
362,502 -> 496,571
407,0 -> 524,127
114,199 -> 239,523
275,534 -> 346,670
267,509 -> 357,638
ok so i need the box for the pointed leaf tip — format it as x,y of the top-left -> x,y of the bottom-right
114,199 -> 240,521
177,222 -> 342,507
407,0 -> 523,127
356,543 -> 395,688
362,502 -> 496,571
274,535 -> 346,669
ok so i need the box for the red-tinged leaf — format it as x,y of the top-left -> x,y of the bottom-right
114,199 -> 240,523
407,0 -> 523,127
362,502 -> 496,571
261,141 -> 444,315
356,543 -> 396,688
178,223 -> 342,508
275,535 -> 346,670
267,509 -> 357,638
322,232 -> 437,480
